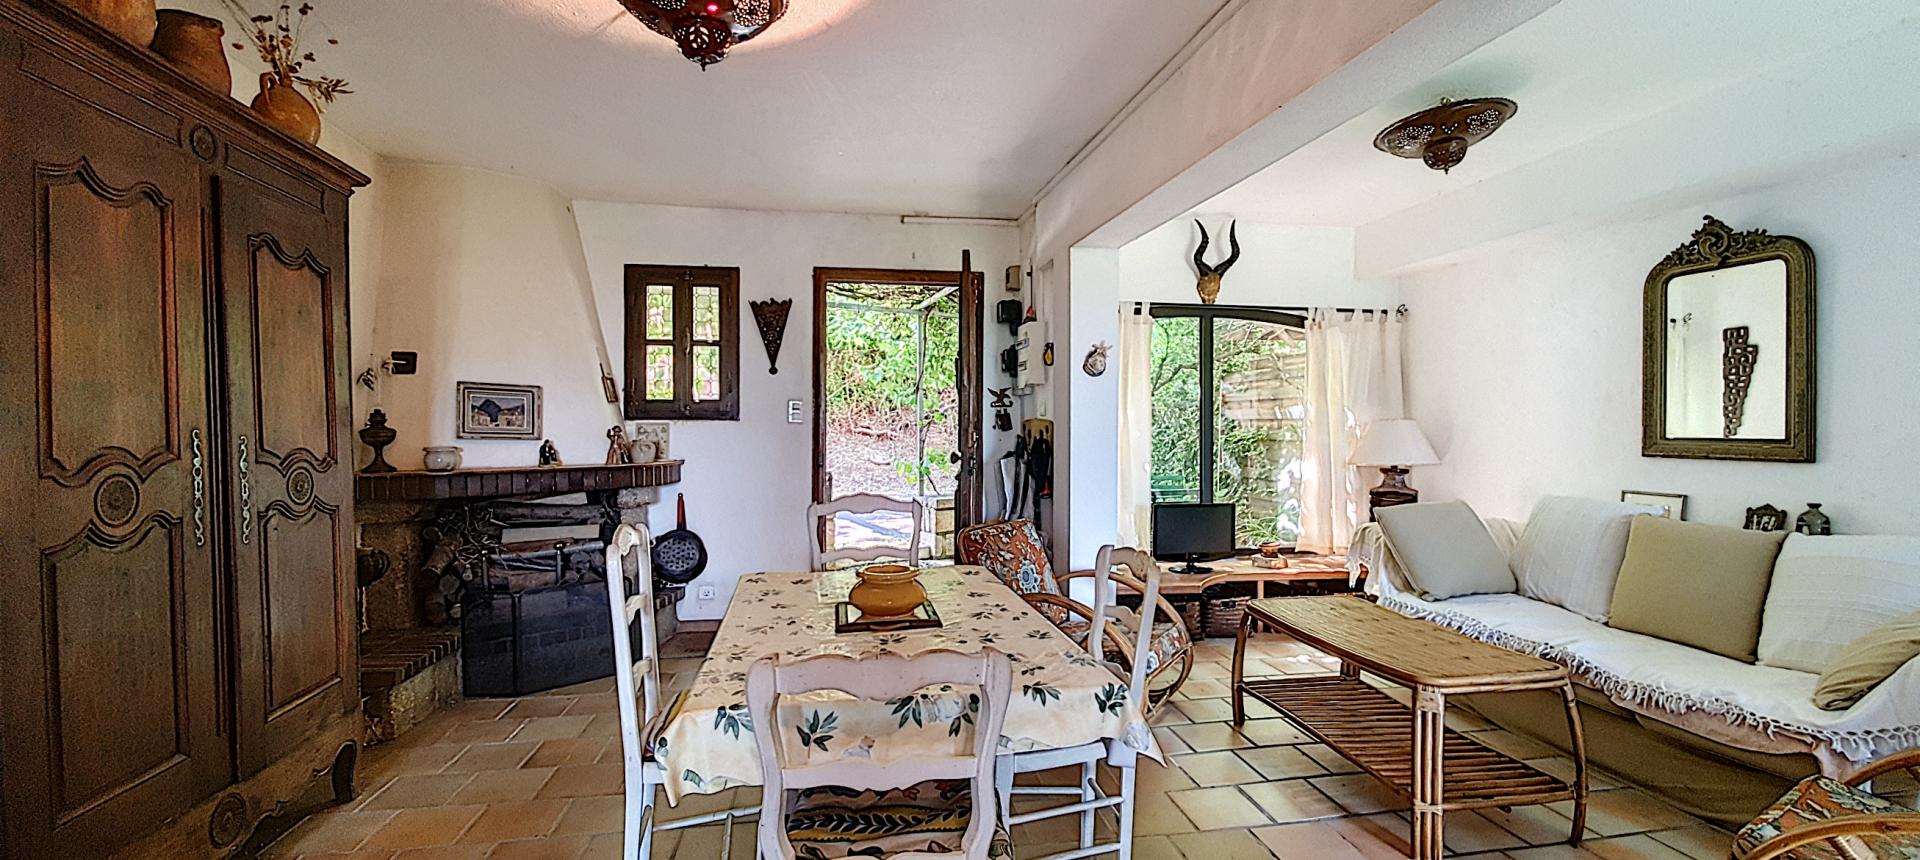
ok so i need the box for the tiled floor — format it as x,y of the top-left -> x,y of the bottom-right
263,632 -> 1734,860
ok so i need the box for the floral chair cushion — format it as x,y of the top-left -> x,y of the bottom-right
1101,608 -> 1191,678
786,779 -> 1013,860
957,521 -> 1058,597
1735,774 -> 1920,859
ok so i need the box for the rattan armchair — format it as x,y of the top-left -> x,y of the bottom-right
1736,749 -> 1920,860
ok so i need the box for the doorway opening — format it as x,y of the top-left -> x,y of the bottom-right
812,267 -> 982,562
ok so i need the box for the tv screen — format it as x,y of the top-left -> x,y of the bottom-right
1151,503 -> 1236,562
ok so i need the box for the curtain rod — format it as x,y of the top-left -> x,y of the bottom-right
1134,302 -> 1408,316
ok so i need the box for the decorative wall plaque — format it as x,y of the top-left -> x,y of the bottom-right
749,298 -> 792,374
1722,325 -> 1758,438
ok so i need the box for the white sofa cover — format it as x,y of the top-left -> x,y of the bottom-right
1352,521 -> 1920,773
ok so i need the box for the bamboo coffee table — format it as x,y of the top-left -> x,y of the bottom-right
1232,596 -> 1587,859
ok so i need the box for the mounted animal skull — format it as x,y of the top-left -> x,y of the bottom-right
1192,220 -> 1241,304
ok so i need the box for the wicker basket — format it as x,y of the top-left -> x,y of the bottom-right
1176,601 -> 1204,635
1206,596 -> 1250,638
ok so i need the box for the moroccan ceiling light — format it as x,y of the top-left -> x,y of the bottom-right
619,0 -> 789,69
1373,97 -> 1518,173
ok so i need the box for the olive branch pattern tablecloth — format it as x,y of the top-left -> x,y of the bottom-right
656,566 -> 1160,804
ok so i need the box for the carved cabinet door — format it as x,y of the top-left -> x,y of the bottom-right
0,76 -> 229,857
215,170 -> 358,777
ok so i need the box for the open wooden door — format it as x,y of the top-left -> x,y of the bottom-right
954,250 -> 985,530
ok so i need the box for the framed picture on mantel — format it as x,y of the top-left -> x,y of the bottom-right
1621,490 -> 1687,520
457,381 -> 543,439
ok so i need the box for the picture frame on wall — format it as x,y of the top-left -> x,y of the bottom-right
457,381 -> 543,439
1621,490 -> 1687,520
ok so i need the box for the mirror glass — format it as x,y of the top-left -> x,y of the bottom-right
1662,259 -> 1788,440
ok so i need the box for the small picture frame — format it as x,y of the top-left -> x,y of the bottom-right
457,382 -> 542,439
632,421 -> 670,461
1621,490 -> 1687,520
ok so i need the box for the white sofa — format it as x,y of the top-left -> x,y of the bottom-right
1349,498 -> 1920,824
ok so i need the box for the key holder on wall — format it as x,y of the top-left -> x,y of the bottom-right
749,298 -> 792,374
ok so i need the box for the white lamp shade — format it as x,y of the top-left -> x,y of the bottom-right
1350,419 -> 1440,466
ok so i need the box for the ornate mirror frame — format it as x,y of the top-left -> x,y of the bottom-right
1643,215 -> 1815,461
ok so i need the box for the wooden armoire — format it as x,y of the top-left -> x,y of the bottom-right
0,2 -> 367,858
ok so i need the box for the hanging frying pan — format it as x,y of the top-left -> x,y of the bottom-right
653,493 -> 708,584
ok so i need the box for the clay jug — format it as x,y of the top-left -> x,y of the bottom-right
62,0 -> 156,45
250,72 -> 321,144
152,10 -> 230,93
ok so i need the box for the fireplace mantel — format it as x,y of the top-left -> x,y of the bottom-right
355,460 -> 683,502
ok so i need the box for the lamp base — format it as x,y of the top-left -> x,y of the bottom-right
1368,466 -> 1419,521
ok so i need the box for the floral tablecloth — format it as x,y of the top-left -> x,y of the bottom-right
656,565 -> 1160,803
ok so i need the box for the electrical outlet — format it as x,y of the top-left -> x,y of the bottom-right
786,400 -> 804,424
698,585 -> 717,601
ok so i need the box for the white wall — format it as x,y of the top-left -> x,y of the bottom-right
361,163 -> 615,471
1116,220 -> 1398,307
1403,153 -> 1920,533
571,201 -> 1020,619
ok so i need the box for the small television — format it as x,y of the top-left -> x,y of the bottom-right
1151,503 -> 1236,574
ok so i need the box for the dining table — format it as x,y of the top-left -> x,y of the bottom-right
654,564 -> 1161,805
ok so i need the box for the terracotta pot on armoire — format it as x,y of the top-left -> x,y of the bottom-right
0,3 -> 369,859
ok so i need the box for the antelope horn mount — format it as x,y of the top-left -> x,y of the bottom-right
1192,219 -> 1240,305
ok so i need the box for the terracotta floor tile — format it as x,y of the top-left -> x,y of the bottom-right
447,767 -> 556,804
1173,697 -> 1235,723
1552,790 -> 1697,837
362,805 -> 486,850
1645,825 -> 1734,859
535,763 -> 625,799
484,835 -> 591,860
445,742 -> 539,773
1309,774 -> 1407,816
1169,827 -> 1281,860
1439,810 -> 1530,855
359,774 -> 476,811
511,715 -> 596,743
1167,722 -> 1253,752
437,719 -> 528,746
1173,751 -> 1262,786
1481,804 -> 1586,846
455,799 -> 569,843
526,738 -> 610,769
1582,833 -> 1698,859
1236,745 -> 1326,780
1132,793 -> 1198,836
503,697 -> 578,719
1128,834 -> 1184,860
439,699 -> 518,723
1169,786 -> 1270,830
388,846 -> 490,860
1151,726 -> 1194,755
269,809 -> 396,854
1297,744 -> 1363,775
552,795 -> 625,836
1235,718 -> 1310,746
363,744 -> 467,780
1241,779 -> 1344,824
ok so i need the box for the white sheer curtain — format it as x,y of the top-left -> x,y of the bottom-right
1116,303 -> 1155,548
1298,308 -> 1405,554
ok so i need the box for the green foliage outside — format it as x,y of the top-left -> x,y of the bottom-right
823,288 -> 960,496
1149,316 -> 1306,546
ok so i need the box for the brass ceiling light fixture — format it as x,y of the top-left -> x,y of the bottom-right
1373,97 -> 1518,173
618,0 -> 789,69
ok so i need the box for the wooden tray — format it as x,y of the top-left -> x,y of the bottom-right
834,600 -> 942,634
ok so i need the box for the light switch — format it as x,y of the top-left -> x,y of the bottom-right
786,400 -> 804,424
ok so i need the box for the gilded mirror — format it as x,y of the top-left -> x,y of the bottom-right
1644,216 -> 1814,461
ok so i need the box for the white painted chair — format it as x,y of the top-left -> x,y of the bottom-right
807,492 -> 925,569
604,524 -> 756,859
994,545 -> 1163,860
747,649 -> 1014,860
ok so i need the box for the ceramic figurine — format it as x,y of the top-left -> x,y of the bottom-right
1796,503 -> 1832,536
538,439 -> 562,466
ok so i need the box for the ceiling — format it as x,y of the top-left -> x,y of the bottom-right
231,0 -> 1224,217
1195,0 -> 1920,228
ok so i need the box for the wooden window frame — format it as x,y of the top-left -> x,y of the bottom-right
623,264 -> 740,420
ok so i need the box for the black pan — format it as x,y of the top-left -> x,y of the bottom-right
653,493 -> 708,584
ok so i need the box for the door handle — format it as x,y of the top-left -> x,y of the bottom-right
237,435 -> 253,545
190,428 -> 206,547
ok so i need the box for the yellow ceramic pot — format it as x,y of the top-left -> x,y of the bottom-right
848,564 -> 925,618
251,72 -> 322,145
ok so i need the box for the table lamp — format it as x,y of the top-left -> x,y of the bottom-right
1349,419 -> 1441,515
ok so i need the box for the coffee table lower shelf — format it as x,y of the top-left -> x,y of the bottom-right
1240,675 -> 1575,809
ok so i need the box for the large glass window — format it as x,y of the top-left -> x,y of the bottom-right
1149,306 -> 1308,547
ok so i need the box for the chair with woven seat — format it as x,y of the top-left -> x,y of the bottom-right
604,524 -> 757,859
1734,749 -> 1920,859
956,520 -> 1193,714
747,649 -> 1014,860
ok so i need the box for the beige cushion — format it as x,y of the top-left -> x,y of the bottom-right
1374,501 -> 1515,600
1510,496 -> 1665,622
1608,517 -> 1785,662
1760,534 -> 1920,673
1814,611 -> 1920,710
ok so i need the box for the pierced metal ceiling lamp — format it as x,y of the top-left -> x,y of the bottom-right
618,0 -> 788,69
1373,97 -> 1518,173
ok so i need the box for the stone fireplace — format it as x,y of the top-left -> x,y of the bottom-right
353,462 -> 685,740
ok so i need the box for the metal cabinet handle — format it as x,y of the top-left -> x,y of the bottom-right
190,428 -> 206,547
237,435 -> 252,545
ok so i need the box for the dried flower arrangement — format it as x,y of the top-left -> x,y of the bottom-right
220,1 -> 352,108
